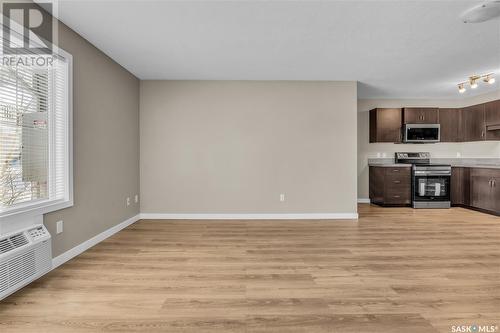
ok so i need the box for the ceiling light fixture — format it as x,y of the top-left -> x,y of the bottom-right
470,76 -> 479,89
484,74 -> 496,84
457,73 -> 496,93
461,1 -> 500,23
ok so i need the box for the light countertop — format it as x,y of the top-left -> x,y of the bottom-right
451,164 -> 500,169
368,163 -> 412,168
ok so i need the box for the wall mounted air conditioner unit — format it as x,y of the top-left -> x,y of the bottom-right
0,225 -> 52,300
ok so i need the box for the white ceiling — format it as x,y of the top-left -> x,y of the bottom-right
52,0 -> 500,99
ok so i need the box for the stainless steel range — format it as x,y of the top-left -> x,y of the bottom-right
395,152 -> 451,209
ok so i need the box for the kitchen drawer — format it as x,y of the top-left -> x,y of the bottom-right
386,178 -> 406,186
385,177 -> 409,190
384,188 -> 411,204
385,167 -> 410,176
385,172 -> 411,183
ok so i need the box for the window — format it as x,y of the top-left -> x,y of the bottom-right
0,37 -> 72,219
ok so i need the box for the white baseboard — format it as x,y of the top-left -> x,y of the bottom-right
357,198 -> 371,203
52,213 -> 141,269
140,213 -> 358,220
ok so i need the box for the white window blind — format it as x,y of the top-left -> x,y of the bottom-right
0,25 -> 72,218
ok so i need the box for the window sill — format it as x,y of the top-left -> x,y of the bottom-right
0,198 -> 72,235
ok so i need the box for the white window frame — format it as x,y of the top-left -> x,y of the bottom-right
0,47 -> 73,222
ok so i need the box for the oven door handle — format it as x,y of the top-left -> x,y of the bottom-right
414,171 -> 451,176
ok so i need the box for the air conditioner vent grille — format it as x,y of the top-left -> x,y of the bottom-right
0,225 -> 52,300
10,234 -> 28,248
0,239 -> 14,254
8,250 -> 36,287
0,233 -> 29,255
0,262 -> 8,293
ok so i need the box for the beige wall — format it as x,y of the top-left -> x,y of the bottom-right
43,22 -> 140,257
358,90 -> 500,199
140,81 -> 358,215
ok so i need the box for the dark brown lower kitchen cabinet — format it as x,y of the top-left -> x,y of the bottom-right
439,108 -> 461,142
471,168 -> 500,214
485,100 -> 500,140
369,108 -> 402,143
493,172 -> 500,213
369,166 -> 411,206
462,104 -> 486,141
451,167 -> 470,206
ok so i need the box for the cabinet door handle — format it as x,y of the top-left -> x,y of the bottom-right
494,180 -> 496,187
393,195 -> 400,198
489,180 -> 493,187
392,169 -> 400,172
393,180 -> 401,184
482,131 -> 485,137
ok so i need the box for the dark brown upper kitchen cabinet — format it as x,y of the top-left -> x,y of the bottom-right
471,168 -> 500,214
369,108 -> 402,143
462,104 -> 486,141
367,99 -> 500,144
439,108 -> 461,142
485,100 -> 500,141
403,107 -> 439,124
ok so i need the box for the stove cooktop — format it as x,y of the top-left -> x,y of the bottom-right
394,152 -> 451,168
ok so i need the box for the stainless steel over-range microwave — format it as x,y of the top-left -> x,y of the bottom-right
403,124 -> 440,143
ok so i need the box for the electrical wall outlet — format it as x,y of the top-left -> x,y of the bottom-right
134,194 -> 139,203
56,220 -> 63,234
280,193 -> 285,202
126,197 -> 130,207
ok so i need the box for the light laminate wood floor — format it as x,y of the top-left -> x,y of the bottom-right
1,204 -> 499,332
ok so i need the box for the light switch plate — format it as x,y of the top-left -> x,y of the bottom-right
56,220 -> 63,234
